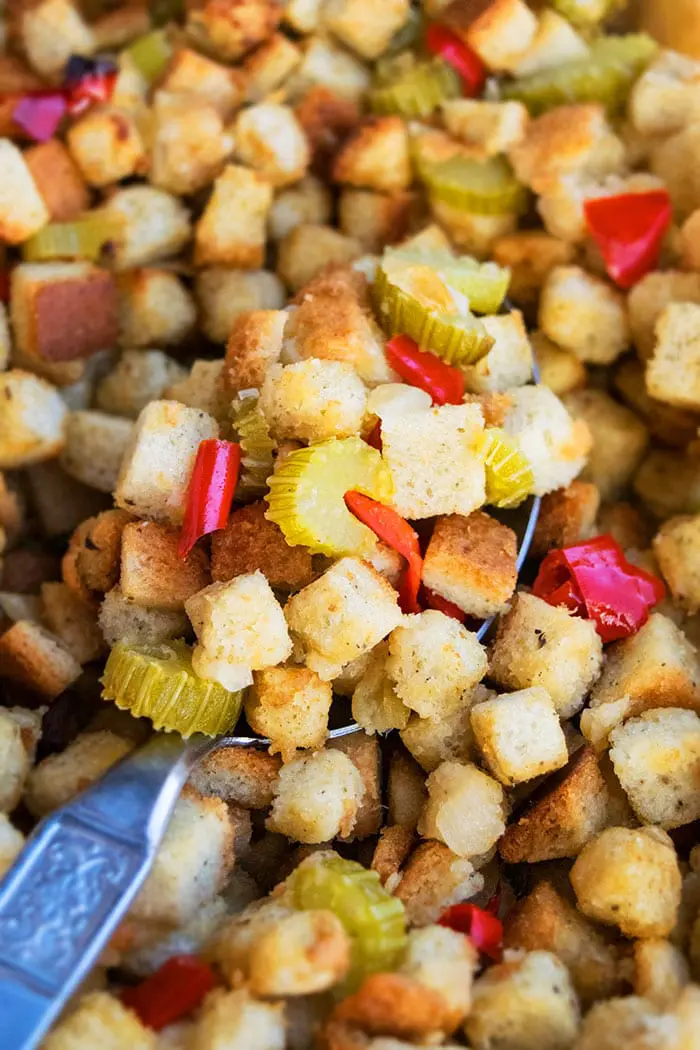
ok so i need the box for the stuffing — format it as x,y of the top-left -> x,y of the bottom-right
633,938 -> 689,1008
116,269 -> 196,350
444,0 -> 537,71
0,139 -> 49,244
418,760 -> 506,859
628,270 -> 700,362
400,686 -> 486,772
195,164 -> 272,270
539,266 -> 629,366
0,813 -> 24,877
0,709 -> 30,812
614,357 -> 699,449
573,992 -> 698,1050
99,587 -> 188,648
387,748 -> 428,829
260,359 -> 367,442
25,730 -> 134,816
491,234 -> 574,312
531,332 -> 587,397
211,501 -> 312,592
327,971 -> 456,1043
284,557 -> 402,681
400,924 -> 478,1031
464,950 -> 580,1050
395,839 -> 484,926
42,992 -> 155,1050
571,826 -> 682,938
0,369 -> 67,469
96,351 -> 186,419
245,665 -> 332,759
634,450 -> 700,520
41,581 -> 105,664
290,36 -> 370,103
322,0 -> 408,59
196,268 -> 285,344
234,102 -> 310,188
371,824 -> 415,886
283,0 -> 322,32
193,987 -> 285,1050
185,572 -> 291,691
119,520 -> 210,611
351,641 -> 411,736
333,117 -> 411,195
629,49 -> 700,137
597,501 -> 652,552
20,0 -> 95,81
63,509 -> 134,603
266,749 -> 365,842
59,411 -> 133,494
531,481 -> 600,556
185,0 -> 282,62
651,123 -> 700,218
294,84 -> 360,176
654,514 -> 700,613
0,472 -> 26,546
277,223 -> 362,293
442,98 -> 528,158
214,896 -> 296,983
190,745 -> 280,809
160,47 -> 245,117
243,32 -> 301,100
269,175 -> 333,243
115,400 -> 219,526
165,360 -> 230,421
102,186 -> 192,271
0,618 -> 81,701
223,309 -> 286,395
248,908 -> 350,996
471,688 -> 568,787
463,310 -> 533,393
647,303 -> 700,411
329,731 -> 382,839
150,91 -> 233,196
564,389 -> 649,501
338,189 -> 417,253
66,107 -> 146,187
510,8 -> 588,76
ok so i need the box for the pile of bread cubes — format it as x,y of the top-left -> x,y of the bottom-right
3,0 -> 700,1046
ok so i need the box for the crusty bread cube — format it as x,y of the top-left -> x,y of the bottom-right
0,369 -> 67,469
651,123 -> 700,218
211,500 -> 313,592
150,92 -> 233,196
186,572 -> 291,691
323,0 -> 408,59
41,581 -> 104,664
338,189 -> 416,253
185,0 -> 281,61
630,50 -> 700,137
290,35 -> 370,102
277,223 -> 362,292
99,586 -> 188,648
418,760 -> 506,859
387,746 -> 427,829
269,175 -> 332,243
62,508 -> 134,603
446,0 -> 537,71
161,47 -> 245,118
213,895 -> 296,985
0,140 -> 49,244
243,32 -> 301,100
571,826 -> 682,938
564,389 -> 648,501
284,0 -> 322,31
260,359 -> 367,442
266,749 -> 364,842
510,8 -> 588,76
442,98 -> 528,158
609,708 -> 700,829
531,481 -> 600,557
400,686 -> 486,772
66,107 -> 146,187
42,992 -> 155,1050
120,520 -> 210,611
0,710 -> 30,812
328,971 -> 457,1043
193,989 -> 285,1050
234,102 -> 309,188
614,357 -> 699,449
115,400 -> 219,525
195,164 -> 272,269
489,593 -> 602,719
96,350 -> 186,419
117,269 -> 196,350
284,557 -> 402,681
628,270 -> 700,361
59,410 -> 133,494
246,665 -> 332,759
681,208 -> 700,271
647,303 -> 700,411
25,730 -> 133,816
464,951 -> 579,1050
634,449 -> 700,521
0,813 -> 24,878
248,908 -> 350,996
283,266 -> 392,385
422,512 -> 517,619
463,310 -> 533,393
633,938 -> 689,1009
530,333 -> 587,397
294,84 -> 361,177
165,360 -> 230,421
654,515 -> 700,613
472,688 -> 568,787
395,840 -> 483,927
400,924 -> 477,1032
223,309 -> 286,394
597,500 -> 652,553
131,788 -> 234,926
501,384 -> 591,497
386,611 -> 487,720
540,266 -> 629,365
332,116 -> 411,194
103,186 -> 192,271
197,268 -> 285,343
190,745 -> 280,809
21,0 -> 95,80
329,731 -> 382,839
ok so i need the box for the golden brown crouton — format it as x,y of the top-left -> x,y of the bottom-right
333,117 -> 411,195
418,760 -> 506,858
161,46 -> 245,117
62,509 -> 134,604
120,520 -> 210,611
59,410 -> 133,494
597,501 -> 652,552
0,139 -> 49,245
329,731 -> 382,840
633,939 -> 689,1010
0,369 -> 68,469
25,730 -> 134,816
211,501 -> 313,592
654,515 -> 700,613
323,0 -> 409,59
651,123 -> 700,218
41,581 -> 105,664
96,351 -> 186,421
614,357 -> 700,450
539,265 -> 629,366
234,102 -> 309,188
269,174 -> 333,242
66,107 -> 147,187
189,745 -> 280,808
444,0 -> 538,71
395,840 -> 483,927
628,269 -> 700,361
442,97 -> 529,158
330,972 -> 454,1042
387,747 -> 427,829
530,481 -> 600,556
185,0 -> 282,61
338,189 -> 418,253
634,449 -> 700,520
246,665 -> 332,759
150,92 -> 233,197
295,85 -> 360,177
116,269 -> 196,350
222,309 -> 286,395
195,164 -> 272,269
98,586 -> 188,648
472,688 -> 568,787
42,992 -> 155,1050
243,32 -> 301,100
249,909 -> 350,997
0,618 -> 81,700
266,749 -> 364,842
20,0 -> 95,80
90,3 -> 151,50
103,185 -> 192,272
197,267 -> 285,344
564,388 -> 649,501
23,139 -> 89,222
646,303 -> 700,412
277,224 -> 362,293
371,824 -> 415,886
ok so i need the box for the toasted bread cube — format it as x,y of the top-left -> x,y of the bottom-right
41,581 -> 104,664
0,141 -> 47,245
243,32 -> 301,100
540,266 -> 629,366
447,0 -> 536,71
99,586 -> 188,647
259,358 -> 367,442
25,729 -> 133,816
633,938 -> 689,1009
193,988 -> 284,1050
386,611 -> 487,720
429,199 -> 517,257
290,35 -> 370,102
120,520 -> 210,611
59,410 -> 133,494
186,572 -> 291,691
185,0 -> 281,61
651,123 -> 700,218
195,164 -> 272,269
211,501 -> 313,592
400,686 -> 486,772
531,481 -> 600,556
150,92 -> 233,196
418,760 -> 506,859
654,515 -> 700,613
269,175 -> 332,243
571,826 -> 682,938
96,350 -> 186,419
504,881 -> 621,1006
614,356 -> 699,449
628,270 -> 700,361
284,557 -> 402,681
223,309 -> 286,394
387,746 -> 427,830
284,0 -> 322,32
277,223 -> 362,292
590,613 -> 700,716
472,688 -> 568,787
442,98 -> 528,158
332,116 -> 410,194
115,400 -> 219,525
0,369 -> 67,469
634,449 -> 700,521
0,710 -> 31,812
463,310 -> 533,393
0,814 -> 24,878
531,333 -> 587,397
62,508 -> 135,603
21,0 -> 95,80
681,208 -> 700,271
165,360 -> 230,420
190,745 -> 280,808
647,303 -> 700,411
400,924 -> 477,1031
630,50 -> 700,137
161,47 -> 245,117
464,951 -> 579,1050
131,788 -> 234,926
66,107 -> 146,187
597,500 -> 652,552
248,908 -> 350,996
42,992 -> 156,1050
294,83 -> 360,177
564,389 -> 648,501
103,186 -> 192,271
246,665 -> 332,759
329,731 -> 382,839
328,971 -> 457,1042
117,269 -> 196,350
395,840 -> 483,926
284,266 -> 391,385
266,749 -> 364,842
197,268 -> 285,344
338,188 -> 416,253
323,0 -> 408,59
234,102 -> 309,188
511,8 -> 588,76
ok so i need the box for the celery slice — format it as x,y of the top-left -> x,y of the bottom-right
22,213 -> 122,262
383,247 -> 511,314
420,154 -> 527,216
370,56 -> 460,118
479,427 -> 535,508
127,29 -> 172,83
231,390 -> 276,499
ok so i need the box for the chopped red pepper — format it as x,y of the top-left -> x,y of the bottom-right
12,92 -> 67,142
584,189 -> 673,290
532,534 -> 665,644
425,23 -> 486,97
121,954 -> 216,1030
345,490 -> 423,614
421,586 -> 466,623
385,334 -> 465,406
63,55 -> 118,117
178,439 -> 241,558
439,903 -> 503,962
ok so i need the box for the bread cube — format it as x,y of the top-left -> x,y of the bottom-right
117,269 -> 196,350
193,988 -> 285,1050
0,302 -> 10,371
284,557 -> 402,681
234,102 -> 309,188
41,581 -> 104,664
25,729 -> 132,816
120,520 -> 210,611
196,268 -> 285,344
223,309 -> 286,394
400,924 -> 477,1031
96,350 -> 185,419
387,748 -> 427,829
633,938 -> 690,1009
680,208 -> 700,271
266,749 -> 364,842
531,333 -> 587,397
42,992 -> 155,1050
647,303 -> 700,411
332,116 -> 410,194
628,270 -> 700,362
290,36 -> 370,102
447,0 -> 536,71
21,0 -> 95,80
211,500 -> 313,592
103,186 -> 192,271
614,357 -> 699,449
277,223 -> 362,292
563,389 -> 648,501
115,400 -> 219,525
150,92 -> 233,196
511,8 -> 588,76
260,359 -> 366,442
294,84 -> 360,176
131,788 -> 234,926
654,514 -> 700,613
59,410 -> 133,494
194,164 -> 272,270
418,760 -> 506,859
186,572 -> 291,691
185,0 -> 281,61
630,50 -> 700,137
598,500 -> 651,553
190,746 -> 280,809
338,188 -> 416,253
0,710 -> 30,812
243,32 -> 301,100
62,508 -> 134,603
395,840 -> 483,927
329,971 -> 456,1043
161,47 -> 245,118
531,481 -> 600,556
248,909 -> 350,996
400,686 -> 486,772
329,731 -> 382,839
284,0 -> 322,32
463,310 -> 533,393
540,266 -> 629,366
634,449 -> 700,520
571,826 -> 682,938
471,688 -> 568,787
0,140 -> 49,244
0,369 -> 67,469
442,98 -> 528,158
501,384 -> 591,497
165,360 -> 230,421
67,107 -> 146,187
99,586 -> 188,648
464,951 -> 579,1050
651,123 -> 700,218
246,665 -> 332,759
351,641 -> 411,736
0,814 -> 24,878
323,0 -> 408,59
269,175 -> 332,243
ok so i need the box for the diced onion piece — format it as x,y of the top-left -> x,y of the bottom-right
231,390 -> 276,499
421,154 -> 527,216
479,427 -> 535,509
127,29 -> 172,83
370,55 -> 460,118
22,212 -> 122,262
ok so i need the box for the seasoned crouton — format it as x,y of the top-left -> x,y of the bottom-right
651,123 -> 700,218
597,501 -> 652,552
504,881 -> 622,1006
277,223 -> 362,293
510,8 -> 588,76
11,262 -> 119,365
463,310 -> 533,393
472,688 -> 568,787
115,400 -> 219,525
634,449 -> 700,520
26,730 -> 134,816
395,839 -> 483,926
63,509 -> 134,603
654,515 -> 700,613
285,558 -> 402,681
185,0 -> 282,62
103,186 -> 192,272
269,175 -> 333,243
633,938 -> 690,1008
99,586 -> 188,647
248,909 -> 350,996
267,749 -> 364,842
197,268 -> 285,344
628,270 -> 700,362
418,760 -> 506,859
0,813 -> 24,877
442,98 -> 528,158
338,190 -> 417,253
195,164 -> 272,269
161,46 -> 245,117
223,309 -> 286,395
66,107 -> 146,187
564,389 -> 648,501
243,32 -> 301,100
0,618 -> 81,700
0,369 -> 67,468
614,357 -> 699,449
464,951 -> 579,1050
260,359 -> 367,442
234,102 -> 309,188
351,640 -> 411,735
21,0 -> 95,80
329,971 -> 455,1042
290,35 -> 370,103
540,266 -> 629,365
531,482 -> 600,556
329,732 -> 382,840
400,925 -> 477,1031
372,824 -> 415,886
24,139 -> 88,224
571,826 -> 682,938
59,411 -> 133,494
0,709 -> 30,812
246,665 -> 332,759
444,0 -> 537,71
629,50 -> 700,137
96,350 -> 186,419
41,581 -> 105,664
42,992 -> 155,1050
120,520 -> 210,611
387,747 -> 427,829
190,745 -> 280,808
530,332 -> 587,396
0,472 -> 25,546
193,988 -> 285,1050
333,117 -> 410,194
117,269 -> 196,350
164,360 -> 229,420
211,501 -> 313,592
577,994 -> 685,1050
295,84 -> 360,177
323,0 -> 408,59
213,895 -> 296,982
501,385 -> 591,497
150,92 -> 233,196
647,303 -> 700,411
400,686 -> 486,772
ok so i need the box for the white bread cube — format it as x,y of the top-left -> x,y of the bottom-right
571,826 -> 682,938
610,708 -> 700,829
489,593 -> 603,719
633,938 -> 690,1009
531,333 -> 587,397
647,303 -> 700,410
103,186 -> 192,272
395,840 -> 484,927
442,99 -> 528,158
0,369 -> 67,468
259,359 -> 367,442
196,268 -> 285,344
540,266 -> 629,365
284,0 -> 322,32
41,581 -> 104,664
0,814 -> 24,878
234,102 -> 309,188
455,0 -> 537,72
401,925 -> 478,1031
338,188 -> 417,253
418,760 -> 506,859
630,50 -> 700,137
386,611 -> 487,720
248,909 -> 350,996
185,0 -> 282,62
66,108 -> 146,187
25,731 -> 133,816
115,400 -> 219,525
564,389 -> 648,501
243,32 -> 301,100
165,360 -> 230,421
333,116 -> 411,194
150,92 -> 233,196
277,223 -> 361,292
99,586 -> 188,648
59,410 -> 133,493
284,557 -> 402,681
0,710 -> 30,813
463,310 -> 533,393
471,687 -> 568,786
400,685 -> 486,772
290,36 -> 370,102
193,989 -> 285,1050
615,356 -> 700,449
117,269 -> 196,350
42,992 -> 155,1050
654,514 -> 700,613
185,573 -> 291,692
651,123 -> 700,218
351,641 -> 411,735
266,749 -> 365,842
269,175 -> 332,242
245,665 -> 332,759
161,47 -> 245,118
323,0 -> 409,59
96,351 -> 186,419
510,8 -> 588,77
195,164 -> 272,269
628,270 -> 700,361
0,140 -> 49,244
21,0 -> 95,80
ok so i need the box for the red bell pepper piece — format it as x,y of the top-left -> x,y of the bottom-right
425,23 -> 486,97
63,55 -> 118,117
12,92 -> 67,142
345,490 -> 423,614
121,954 -> 216,1030
421,586 -> 466,623
178,439 -> 241,558
532,534 -> 665,644
584,189 -> 673,290
439,903 -> 503,962
385,334 -> 465,406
